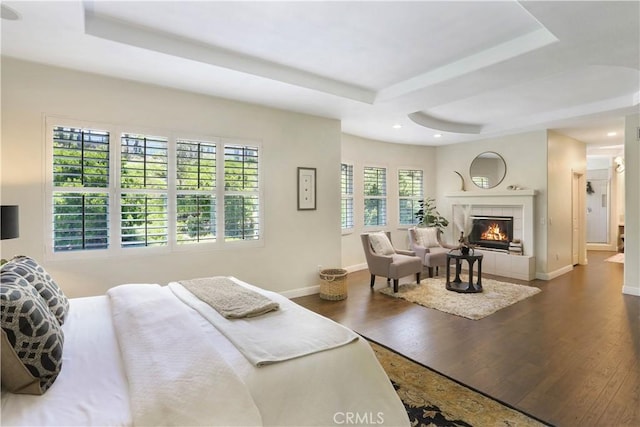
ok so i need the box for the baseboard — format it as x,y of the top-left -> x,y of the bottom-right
281,264 -> 368,298
344,263 -> 367,273
586,243 -> 617,251
622,285 -> 640,296
536,264 -> 573,280
281,285 -> 320,299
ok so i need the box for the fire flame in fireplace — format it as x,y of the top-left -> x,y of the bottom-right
481,223 -> 508,241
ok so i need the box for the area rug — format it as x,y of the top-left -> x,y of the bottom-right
369,339 -> 551,427
379,276 -> 541,320
605,253 -> 625,263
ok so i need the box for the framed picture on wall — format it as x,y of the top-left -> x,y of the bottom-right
297,167 -> 316,210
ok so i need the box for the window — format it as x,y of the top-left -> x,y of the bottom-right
398,169 -> 423,226
120,133 -> 168,248
176,140 -> 217,244
48,120 -> 261,255
364,166 -> 386,226
341,163 -> 354,230
224,145 -> 259,241
52,126 -> 110,251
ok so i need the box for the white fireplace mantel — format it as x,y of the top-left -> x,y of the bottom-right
445,189 -> 537,198
444,189 -> 537,260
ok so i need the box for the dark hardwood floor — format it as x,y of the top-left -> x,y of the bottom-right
294,251 -> 639,427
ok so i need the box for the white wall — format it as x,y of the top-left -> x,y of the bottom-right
546,131 -> 587,274
435,131 -> 549,275
341,133 -> 436,270
623,114 -> 640,296
0,58 -> 341,298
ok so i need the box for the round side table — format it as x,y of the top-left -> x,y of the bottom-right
445,251 -> 483,293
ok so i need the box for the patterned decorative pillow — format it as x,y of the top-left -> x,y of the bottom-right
415,227 -> 439,248
0,271 -> 64,395
368,232 -> 395,255
1,256 -> 69,325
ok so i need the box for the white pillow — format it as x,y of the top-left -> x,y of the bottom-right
415,227 -> 439,248
368,232 -> 395,255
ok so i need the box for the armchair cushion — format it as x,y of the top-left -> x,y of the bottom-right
368,232 -> 395,255
415,227 -> 439,248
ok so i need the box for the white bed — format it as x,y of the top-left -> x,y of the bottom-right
1,277 -> 409,427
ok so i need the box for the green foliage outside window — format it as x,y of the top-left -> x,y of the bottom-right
364,167 -> 386,226
399,169 -> 423,226
52,126 -> 261,252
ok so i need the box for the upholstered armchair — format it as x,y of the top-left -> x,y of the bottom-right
361,231 -> 422,293
408,227 -> 457,277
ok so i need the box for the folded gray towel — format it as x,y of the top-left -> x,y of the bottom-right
179,276 -> 279,319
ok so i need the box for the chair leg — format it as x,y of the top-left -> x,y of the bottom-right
427,267 -> 434,278
435,266 -> 439,276
393,279 -> 399,293
370,275 -> 376,288
416,272 -> 421,284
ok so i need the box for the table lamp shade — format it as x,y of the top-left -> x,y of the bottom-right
1,205 -> 19,240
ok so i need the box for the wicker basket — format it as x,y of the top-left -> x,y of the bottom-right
319,268 -> 348,301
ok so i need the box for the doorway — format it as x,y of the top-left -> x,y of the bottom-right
586,170 -> 610,244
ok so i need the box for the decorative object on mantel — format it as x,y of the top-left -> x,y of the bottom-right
453,171 -> 465,191
506,185 -> 522,190
414,197 -> 449,233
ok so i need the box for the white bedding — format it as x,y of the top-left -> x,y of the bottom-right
1,295 -> 130,427
108,284 -> 262,426
170,279 -> 358,366
1,280 -> 410,427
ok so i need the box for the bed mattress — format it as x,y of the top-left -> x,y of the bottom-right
1,282 -> 409,426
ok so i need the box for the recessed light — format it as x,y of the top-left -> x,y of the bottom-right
392,124 -> 402,129
434,133 -> 442,138
607,131 -> 617,137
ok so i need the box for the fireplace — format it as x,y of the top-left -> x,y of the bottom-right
469,216 -> 513,250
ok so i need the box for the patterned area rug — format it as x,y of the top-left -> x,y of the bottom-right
369,339 -> 551,427
379,276 -> 541,320
605,253 -> 625,263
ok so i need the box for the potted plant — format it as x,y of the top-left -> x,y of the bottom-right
414,197 -> 449,233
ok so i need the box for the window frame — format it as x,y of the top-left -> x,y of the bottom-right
119,132 -> 170,249
175,138 -> 219,245
50,125 -> 111,252
397,168 -> 424,227
341,162 -> 354,233
363,165 -> 388,228
45,117 -> 263,260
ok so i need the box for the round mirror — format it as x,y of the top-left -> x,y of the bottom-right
470,151 -> 506,189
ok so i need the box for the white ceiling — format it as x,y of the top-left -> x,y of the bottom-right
1,1 -> 638,150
